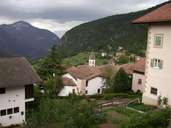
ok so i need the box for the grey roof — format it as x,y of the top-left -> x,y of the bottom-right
0,57 -> 42,88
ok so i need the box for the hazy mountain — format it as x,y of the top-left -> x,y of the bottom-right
0,21 -> 59,60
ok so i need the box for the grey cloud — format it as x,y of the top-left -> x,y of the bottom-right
0,0 -> 169,36
0,0 -> 168,22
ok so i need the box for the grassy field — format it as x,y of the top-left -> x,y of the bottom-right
100,106 -> 142,128
62,52 -> 108,67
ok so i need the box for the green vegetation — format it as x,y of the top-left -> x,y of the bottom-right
57,10 -> 149,58
123,108 -> 171,128
113,68 -> 132,93
117,55 -> 130,64
34,46 -> 64,80
111,107 -> 141,117
44,77 -> 63,98
62,52 -> 107,67
26,97 -> 105,128
103,107 -> 141,128
127,103 -> 156,112
57,2 -> 169,58
103,106 -> 171,128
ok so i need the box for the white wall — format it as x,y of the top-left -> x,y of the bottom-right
0,87 -> 25,126
143,24 -> 171,106
58,86 -> 77,96
132,73 -> 145,93
86,77 -> 104,95
60,74 -> 105,96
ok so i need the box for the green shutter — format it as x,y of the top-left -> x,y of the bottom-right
159,60 -> 163,69
155,35 -> 161,46
151,59 -> 154,67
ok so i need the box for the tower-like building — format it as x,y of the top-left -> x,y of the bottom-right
89,52 -> 96,67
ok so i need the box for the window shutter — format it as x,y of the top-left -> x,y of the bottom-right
159,60 -> 163,69
151,59 -> 154,67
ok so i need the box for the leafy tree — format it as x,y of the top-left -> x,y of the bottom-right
103,66 -> 118,93
122,108 -> 171,128
26,98 -> 105,128
36,46 -> 64,80
117,55 -> 129,64
44,76 -> 63,97
113,68 -> 132,92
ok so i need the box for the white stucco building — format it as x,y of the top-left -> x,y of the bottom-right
132,59 -> 146,93
0,57 -> 41,126
59,53 -> 107,96
133,1 -> 171,106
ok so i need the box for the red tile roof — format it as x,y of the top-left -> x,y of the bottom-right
133,2 -> 171,23
133,58 -> 146,73
120,58 -> 146,74
66,65 -> 102,80
62,77 -> 76,86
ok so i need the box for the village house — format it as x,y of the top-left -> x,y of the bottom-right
131,58 -> 146,93
133,1 -> 171,106
0,57 -> 41,126
120,58 -> 146,93
59,53 -> 112,96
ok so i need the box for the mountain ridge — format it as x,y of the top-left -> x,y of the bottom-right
0,21 -> 59,60
57,1 -> 170,57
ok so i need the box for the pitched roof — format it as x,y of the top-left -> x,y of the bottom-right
133,2 -> 171,23
62,77 -> 76,86
120,63 -> 135,74
66,65 -> 102,80
120,58 -> 146,74
97,64 -> 117,75
133,58 -> 146,73
0,57 -> 42,88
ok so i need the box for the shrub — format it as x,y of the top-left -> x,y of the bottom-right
88,94 -> 104,100
117,55 -> 130,64
103,93 -> 129,100
127,103 -> 156,112
26,97 -> 105,128
44,76 -> 63,97
113,68 -> 132,93
122,108 -> 171,128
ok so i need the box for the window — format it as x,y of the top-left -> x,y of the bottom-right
151,87 -> 157,95
85,90 -> 88,94
21,111 -> 24,115
0,109 -> 6,116
86,81 -> 88,87
97,89 -> 101,94
138,79 -> 142,85
25,85 -> 33,99
14,107 -> 19,113
154,34 -> 163,47
151,58 -> 163,69
7,108 -> 13,115
0,88 -> 5,94
72,89 -> 75,94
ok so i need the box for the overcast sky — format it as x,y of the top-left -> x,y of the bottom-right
0,0 -> 169,37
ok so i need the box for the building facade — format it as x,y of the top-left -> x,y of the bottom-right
0,57 -> 41,126
133,1 -> 171,106
59,53 -> 106,96
132,59 -> 145,93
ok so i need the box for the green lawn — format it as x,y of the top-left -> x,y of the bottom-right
102,106 -> 142,128
62,52 -> 107,67
127,103 -> 157,112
